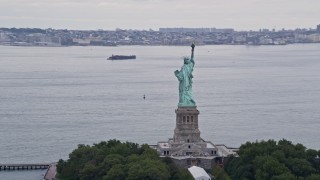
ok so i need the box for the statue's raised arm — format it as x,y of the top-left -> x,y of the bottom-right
174,43 -> 196,107
190,43 -> 195,67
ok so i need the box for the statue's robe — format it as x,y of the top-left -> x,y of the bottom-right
175,59 -> 196,107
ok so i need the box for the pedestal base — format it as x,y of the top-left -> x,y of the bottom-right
174,106 -> 200,143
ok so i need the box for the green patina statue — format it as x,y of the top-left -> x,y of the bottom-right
174,43 -> 196,107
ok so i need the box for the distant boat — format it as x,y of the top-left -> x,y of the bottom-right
107,55 -> 136,60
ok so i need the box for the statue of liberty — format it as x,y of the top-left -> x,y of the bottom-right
174,43 -> 196,107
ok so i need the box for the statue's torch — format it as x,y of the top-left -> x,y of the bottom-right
191,42 -> 195,50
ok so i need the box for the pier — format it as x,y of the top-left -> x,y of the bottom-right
0,163 -> 50,171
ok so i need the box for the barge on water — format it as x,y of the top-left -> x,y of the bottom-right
107,55 -> 136,60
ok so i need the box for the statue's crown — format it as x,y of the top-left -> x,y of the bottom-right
183,56 -> 190,60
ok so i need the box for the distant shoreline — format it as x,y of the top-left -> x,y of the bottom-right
1,27 -> 320,47
1,42 -> 320,48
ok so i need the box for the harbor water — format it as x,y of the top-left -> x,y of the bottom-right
0,44 -> 320,179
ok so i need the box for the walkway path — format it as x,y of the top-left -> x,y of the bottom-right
44,163 -> 57,180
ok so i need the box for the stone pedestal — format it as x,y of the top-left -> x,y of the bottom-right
154,105 -> 238,170
174,106 -> 200,143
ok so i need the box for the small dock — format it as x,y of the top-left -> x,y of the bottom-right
0,163 -> 50,171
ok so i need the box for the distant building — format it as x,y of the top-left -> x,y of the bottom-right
295,33 -> 320,43
72,38 -> 90,46
159,28 -> 234,33
317,24 -> 320,33
307,34 -> 320,42
0,31 -> 9,42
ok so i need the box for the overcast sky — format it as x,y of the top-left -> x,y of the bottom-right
1,0 -> 319,30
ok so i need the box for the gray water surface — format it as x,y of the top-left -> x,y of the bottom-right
1,44 -> 320,179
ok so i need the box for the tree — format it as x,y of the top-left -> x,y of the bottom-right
212,166 -> 231,180
103,164 -> 127,180
127,159 -> 170,180
225,139 -> 320,180
79,163 -> 101,180
286,158 -> 315,178
306,174 -> 320,180
253,156 -> 290,180
57,139 -> 189,180
270,172 -> 295,180
102,154 -> 125,171
171,170 -> 193,180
